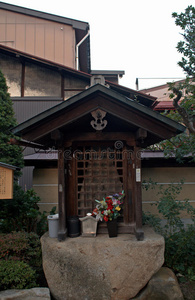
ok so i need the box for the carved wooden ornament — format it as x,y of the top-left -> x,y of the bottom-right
90,109 -> 108,131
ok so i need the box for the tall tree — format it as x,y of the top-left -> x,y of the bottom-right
170,5 -> 195,134
160,6 -> 195,162
0,69 -> 24,178
173,5 -> 195,77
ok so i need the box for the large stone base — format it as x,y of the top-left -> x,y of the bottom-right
132,267 -> 184,300
41,227 -> 164,300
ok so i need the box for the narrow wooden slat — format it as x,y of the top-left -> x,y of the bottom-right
58,146 -> 67,241
21,61 -> 25,97
134,146 -> 144,241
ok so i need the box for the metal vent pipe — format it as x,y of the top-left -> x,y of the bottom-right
76,30 -> 90,70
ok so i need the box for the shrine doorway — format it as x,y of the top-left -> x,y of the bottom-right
66,141 -> 134,229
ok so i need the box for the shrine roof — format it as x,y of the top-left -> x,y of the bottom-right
12,84 -> 185,147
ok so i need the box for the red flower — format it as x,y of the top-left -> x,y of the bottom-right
106,199 -> 113,206
108,206 -> 113,211
103,215 -> 109,222
92,208 -> 98,216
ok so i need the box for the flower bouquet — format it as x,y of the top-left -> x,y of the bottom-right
92,191 -> 125,237
92,191 -> 125,222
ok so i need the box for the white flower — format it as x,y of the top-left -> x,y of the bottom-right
96,214 -> 102,221
112,199 -> 117,205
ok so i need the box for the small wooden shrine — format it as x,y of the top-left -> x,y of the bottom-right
12,84 -> 185,240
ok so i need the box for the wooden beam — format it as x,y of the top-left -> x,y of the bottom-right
61,74 -> 64,100
134,146 -> 144,241
58,146 -> 67,241
63,132 -> 135,147
9,138 -> 46,149
21,62 -> 25,97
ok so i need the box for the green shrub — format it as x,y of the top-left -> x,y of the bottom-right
0,260 -> 38,290
0,183 -> 48,236
0,231 -> 42,272
156,181 -> 195,235
142,211 -> 161,232
164,225 -> 195,281
143,179 -> 195,281
0,69 -> 24,180
0,231 -> 28,260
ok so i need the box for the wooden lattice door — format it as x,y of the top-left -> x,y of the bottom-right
74,144 -> 126,217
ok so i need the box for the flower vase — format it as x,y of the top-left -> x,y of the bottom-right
107,219 -> 118,238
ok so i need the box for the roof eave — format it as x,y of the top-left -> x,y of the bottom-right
12,84 -> 186,137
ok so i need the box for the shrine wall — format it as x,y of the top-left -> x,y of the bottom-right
32,166 -> 195,219
33,168 -> 58,214
142,167 -> 195,218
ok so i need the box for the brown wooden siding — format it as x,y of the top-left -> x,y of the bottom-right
0,9 -> 76,68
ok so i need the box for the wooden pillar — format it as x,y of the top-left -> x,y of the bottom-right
61,73 -> 64,100
134,146 -> 144,241
58,147 -> 67,241
21,62 -> 25,97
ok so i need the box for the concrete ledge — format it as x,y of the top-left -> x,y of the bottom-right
41,227 -> 164,300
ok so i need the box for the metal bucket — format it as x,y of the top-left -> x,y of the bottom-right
47,214 -> 59,238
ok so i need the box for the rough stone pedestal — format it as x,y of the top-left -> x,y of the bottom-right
41,227 -> 164,300
132,267 -> 184,300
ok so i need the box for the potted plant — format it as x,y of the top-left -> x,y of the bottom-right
92,191 -> 125,237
